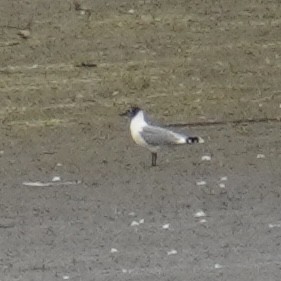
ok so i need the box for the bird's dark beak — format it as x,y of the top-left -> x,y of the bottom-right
119,109 -> 130,117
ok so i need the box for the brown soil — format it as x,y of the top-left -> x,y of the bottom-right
0,0 -> 281,280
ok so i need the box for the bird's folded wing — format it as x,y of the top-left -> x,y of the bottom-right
140,126 -> 186,145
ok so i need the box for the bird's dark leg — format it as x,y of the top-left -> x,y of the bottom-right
152,152 -> 157,166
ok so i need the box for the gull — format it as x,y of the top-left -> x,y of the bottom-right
120,107 -> 204,166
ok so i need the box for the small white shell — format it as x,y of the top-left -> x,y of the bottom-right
110,248 -> 118,253
167,249 -> 177,256
257,154 -> 265,159
196,180 -> 206,186
162,223 -> 170,229
52,176 -> 61,182
201,155 -> 211,161
194,210 -> 206,218
131,221 -> 139,226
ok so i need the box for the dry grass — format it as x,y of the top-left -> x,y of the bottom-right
0,1 -> 281,128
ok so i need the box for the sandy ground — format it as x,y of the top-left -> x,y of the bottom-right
0,0 -> 281,280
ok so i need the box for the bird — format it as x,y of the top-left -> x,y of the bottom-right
120,106 -> 204,166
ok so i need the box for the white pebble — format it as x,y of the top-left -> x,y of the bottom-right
162,223 -> 170,229
279,103 -> 281,108
110,248 -> 118,253
214,263 -> 223,269
196,180 -> 206,186
131,221 -> 139,226
128,9 -> 135,14
0,150 -> 4,155
194,210 -> 206,218
201,155 -> 211,161
219,183 -> 226,188
56,163 -> 62,167
167,249 -> 177,256
257,154 -> 265,159
220,176 -> 228,181
128,212 -> 136,217
52,176 -> 61,182
139,219 -> 144,224
62,276 -> 70,280
199,219 -> 207,223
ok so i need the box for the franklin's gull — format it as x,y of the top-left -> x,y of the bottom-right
120,107 -> 204,166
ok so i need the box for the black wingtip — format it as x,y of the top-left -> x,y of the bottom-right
186,137 -> 205,144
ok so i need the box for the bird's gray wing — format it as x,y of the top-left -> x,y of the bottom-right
140,126 -> 186,146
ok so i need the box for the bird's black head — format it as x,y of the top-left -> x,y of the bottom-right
120,106 -> 141,118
